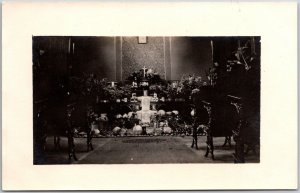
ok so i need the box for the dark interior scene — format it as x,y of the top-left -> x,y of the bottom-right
33,36 -> 260,164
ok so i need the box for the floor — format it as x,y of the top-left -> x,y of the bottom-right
39,136 -> 259,164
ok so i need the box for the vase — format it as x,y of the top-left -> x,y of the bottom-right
100,113 -> 107,119
163,126 -> 172,134
133,124 -> 143,135
143,90 -> 148,96
154,127 -> 163,135
152,104 -> 157,111
146,127 -> 155,135
113,127 -> 121,135
120,128 -> 127,136
92,124 -> 100,135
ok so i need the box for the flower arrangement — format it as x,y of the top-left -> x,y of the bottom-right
102,85 -> 124,101
164,74 -> 204,99
179,74 -> 203,96
149,84 -> 167,97
69,73 -> 108,103
127,68 -> 167,86
118,84 -> 132,99
68,71 -> 207,107
191,88 -> 200,95
166,83 -> 182,99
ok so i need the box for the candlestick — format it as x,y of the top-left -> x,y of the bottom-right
142,66 -> 147,77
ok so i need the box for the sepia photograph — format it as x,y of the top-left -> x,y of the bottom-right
3,1 -> 297,190
33,36 -> 260,164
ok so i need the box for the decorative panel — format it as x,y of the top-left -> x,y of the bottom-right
121,37 -> 165,80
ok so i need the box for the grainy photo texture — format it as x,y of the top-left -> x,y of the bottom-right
33,36 -> 260,164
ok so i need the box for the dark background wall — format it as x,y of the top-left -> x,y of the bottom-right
33,36 -> 252,101
71,37 -> 116,80
171,37 -> 212,81
33,36 -> 217,84
120,37 -> 213,82
33,36 -> 69,77
33,36 -> 69,100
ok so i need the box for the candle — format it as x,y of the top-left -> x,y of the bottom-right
68,38 -> 71,54
111,82 -> 115,87
142,66 -> 147,77
172,82 -> 177,88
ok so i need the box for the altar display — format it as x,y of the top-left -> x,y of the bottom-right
64,64 -> 221,140
33,36 -> 260,164
66,66 -> 206,138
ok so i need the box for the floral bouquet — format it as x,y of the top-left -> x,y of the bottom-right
69,73 -> 108,103
118,84 -> 132,99
126,68 -> 167,86
149,84 -> 166,97
177,74 -> 204,98
166,81 -> 184,99
103,85 -> 124,101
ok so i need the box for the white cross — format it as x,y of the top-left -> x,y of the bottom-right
142,66 -> 147,77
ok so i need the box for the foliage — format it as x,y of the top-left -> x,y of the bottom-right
179,74 -> 203,96
118,84 -> 132,98
69,73 -> 134,101
226,39 -> 257,72
165,74 -> 204,98
127,68 -> 167,85
103,85 -> 124,100
69,73 -> 107,101
166,83 -> 181,98
149,84 -> 167,96
68,71 -> 205,103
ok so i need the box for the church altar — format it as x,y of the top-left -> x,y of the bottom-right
75,60 -> 256,163
83,66 -> 198,136
32,37 -> 260,164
